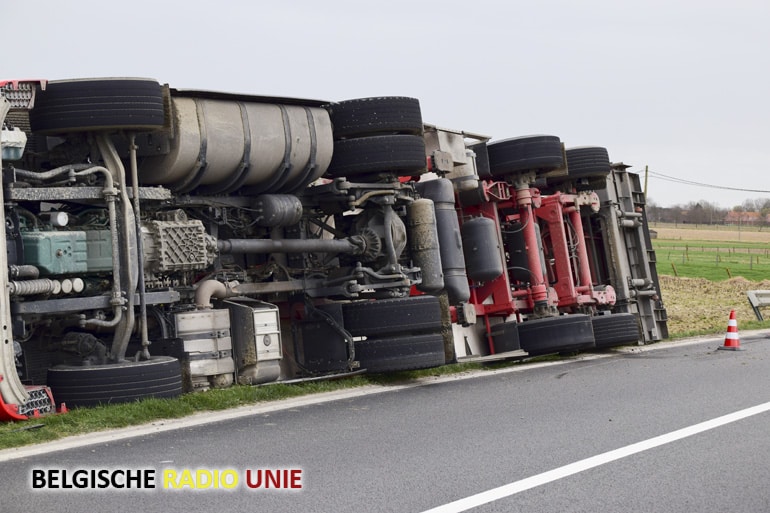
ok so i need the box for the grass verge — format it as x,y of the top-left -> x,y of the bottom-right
0,362 -> 498,450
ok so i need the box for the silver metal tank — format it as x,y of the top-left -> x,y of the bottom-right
139,96 -> 333,193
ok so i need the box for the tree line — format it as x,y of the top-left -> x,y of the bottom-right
646,198 -> 770,225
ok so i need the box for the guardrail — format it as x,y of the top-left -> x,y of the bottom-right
746,290 -> 770,321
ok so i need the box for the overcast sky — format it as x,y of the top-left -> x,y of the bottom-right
3,0 -> 768,208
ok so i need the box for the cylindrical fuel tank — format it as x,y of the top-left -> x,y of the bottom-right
139,97 -> 333,193
416,179 -> 470,303
407,199 -> 444,294
461,216 -> 504,282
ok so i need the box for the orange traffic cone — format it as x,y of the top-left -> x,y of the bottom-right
718,309 -> 744,351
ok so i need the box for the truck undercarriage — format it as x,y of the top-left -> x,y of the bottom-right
0,79 -> 667,420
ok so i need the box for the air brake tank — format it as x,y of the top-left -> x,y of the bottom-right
407,199 -> 444,294
416,179 -> 470,303
461,216 -> 504,282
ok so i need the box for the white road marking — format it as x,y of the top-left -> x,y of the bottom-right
421,400 -> 770,513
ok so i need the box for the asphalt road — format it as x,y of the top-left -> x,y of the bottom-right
2,333 -> 770,512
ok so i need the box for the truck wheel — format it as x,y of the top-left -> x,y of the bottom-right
356,333 -> 446,372
327,97 -> 423,139
29,78 -> 166,134
518,314 -> 595,356
46,356 -> 182,408
561,146 -> 611,191
325,134 -> 427,177
592,313 -> 641,349
486,135 -> 564,177
342,296 -> 443,338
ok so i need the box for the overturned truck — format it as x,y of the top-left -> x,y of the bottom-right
0,79 -> 667,420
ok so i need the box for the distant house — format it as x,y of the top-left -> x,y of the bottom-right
724,211 -> 762,225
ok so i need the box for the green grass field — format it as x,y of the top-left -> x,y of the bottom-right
650,222 -> 770,281
652,223 -> 770,338
654,239 -> 770,281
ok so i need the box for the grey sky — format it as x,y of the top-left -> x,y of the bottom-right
3,0 -> 768,208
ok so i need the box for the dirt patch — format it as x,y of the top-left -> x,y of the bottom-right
653,225 -> 770,243
658,275 -> 770,336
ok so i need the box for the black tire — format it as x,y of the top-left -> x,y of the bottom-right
342,296 -> 443,338
29,78 -> 166,134
592,313 -> 641,349
487,135 -> 564,177
565,146 -> 611,179
47,356 -> 182,408
558,146 -> 611,191
356,333 -> 446,372
490,320 -> 521,353
518,314 -> 595,356
327,97 -> 423,139
325,134 -> 427,177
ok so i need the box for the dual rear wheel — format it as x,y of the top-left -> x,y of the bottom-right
324,97 -> 426,178
492,312 -> 641,357
342,295 -> 447,373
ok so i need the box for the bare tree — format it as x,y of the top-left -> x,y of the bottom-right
684,200 -> 724,225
